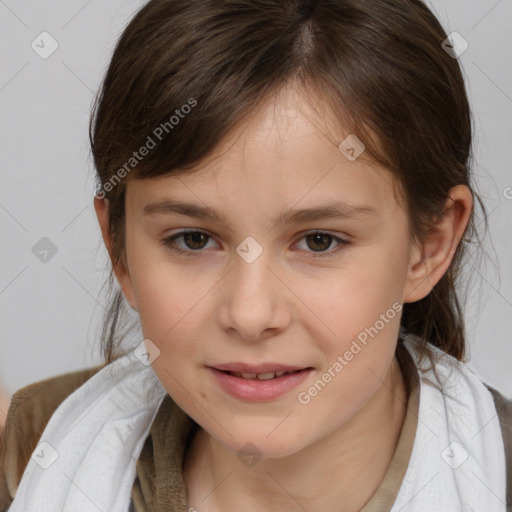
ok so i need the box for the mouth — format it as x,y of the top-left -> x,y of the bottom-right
207,363 -> 314,402
210,362 -> 312,380
215,368 -> 308,380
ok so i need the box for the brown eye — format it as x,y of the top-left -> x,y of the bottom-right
181,232 -> 209,250
162,230 -> 217,256
295,231 -> 349,257
305,233 -> 333,252
162,229 -> 348,259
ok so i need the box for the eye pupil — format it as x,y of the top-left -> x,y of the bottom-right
306,233 -> 331,252
184,232 -> 208,250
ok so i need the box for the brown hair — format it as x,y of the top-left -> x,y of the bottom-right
89,0 -> 487,366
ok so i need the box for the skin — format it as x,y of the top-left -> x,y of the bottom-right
95,84 -> 472,512
0,387 -> 10,434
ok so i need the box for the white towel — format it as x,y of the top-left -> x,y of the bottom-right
8,348 -> 168,512
392,338 -> 507,512
8,338 -> 508,511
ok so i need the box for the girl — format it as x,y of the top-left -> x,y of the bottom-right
1,0 -> 511,511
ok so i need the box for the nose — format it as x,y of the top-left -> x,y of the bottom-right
217,250 -> 291,344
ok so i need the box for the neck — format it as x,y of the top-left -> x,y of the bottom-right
184,355 -> 408,512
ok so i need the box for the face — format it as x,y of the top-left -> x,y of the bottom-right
118,85 -> 417,458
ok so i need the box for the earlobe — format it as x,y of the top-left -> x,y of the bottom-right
403,185 -> 473,303
93,196 -> 138,311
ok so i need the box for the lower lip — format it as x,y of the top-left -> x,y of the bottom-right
208,367 -> 313,402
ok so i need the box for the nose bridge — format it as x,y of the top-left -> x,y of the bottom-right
219,241 -> 287,341
233,242 -> 272,298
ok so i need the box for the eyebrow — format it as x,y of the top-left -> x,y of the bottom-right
143,199 -> 377,227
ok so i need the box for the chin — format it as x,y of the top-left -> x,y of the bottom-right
211,421 -> 312,460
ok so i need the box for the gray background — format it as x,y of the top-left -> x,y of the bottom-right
0,0 -> 511,402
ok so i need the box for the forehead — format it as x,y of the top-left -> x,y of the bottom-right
126,85 -> 399,220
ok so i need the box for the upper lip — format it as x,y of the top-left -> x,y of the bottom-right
210,363 -> 310,373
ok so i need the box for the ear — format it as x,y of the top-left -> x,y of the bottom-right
93,196 -> 138,311
403,185 -> 473,303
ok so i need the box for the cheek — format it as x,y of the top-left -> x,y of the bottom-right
294,248 -> 407,421
135,269 -> 206,346
293,260 -> 404,426
306,247 -> 406,354
127,229 -> 208,335
126,243 -> 200,350
132,264 -> 210,404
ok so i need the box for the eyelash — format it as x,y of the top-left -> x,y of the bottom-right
161,229 -> 349,258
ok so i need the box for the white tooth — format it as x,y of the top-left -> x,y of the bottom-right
257,372 -> 276,380
275,370 -> 287,377
241,372 -> 257,379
